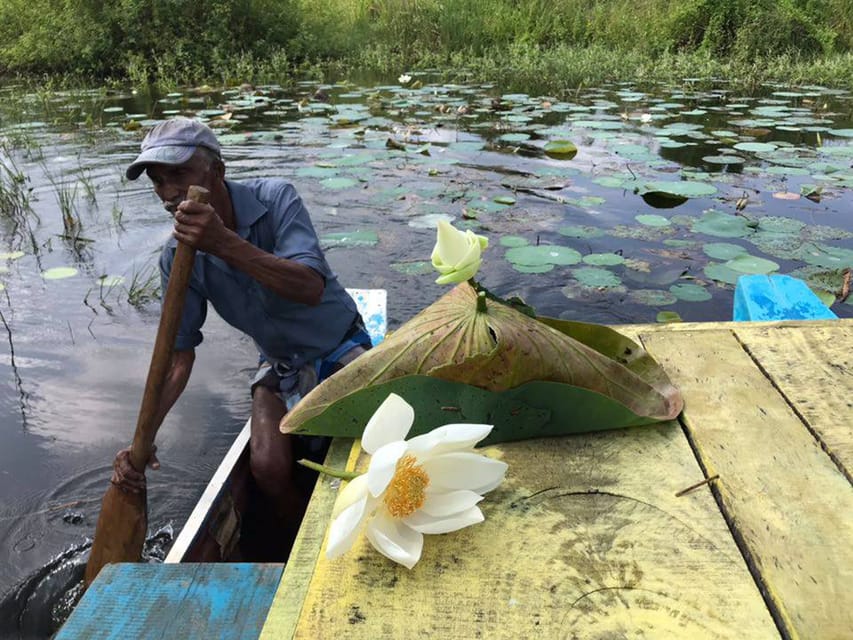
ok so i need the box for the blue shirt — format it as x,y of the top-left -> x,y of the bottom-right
160,179 -> 360,369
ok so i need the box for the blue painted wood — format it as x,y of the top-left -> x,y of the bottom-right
733,274 -> 838,321
56,563 -> 283,640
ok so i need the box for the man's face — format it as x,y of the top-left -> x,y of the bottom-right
145,150 -> 219,214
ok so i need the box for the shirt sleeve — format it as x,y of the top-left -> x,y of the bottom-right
269,184 -> 332,279
160,244 -> 207,351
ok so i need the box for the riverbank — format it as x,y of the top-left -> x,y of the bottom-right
0,0 -> 851,95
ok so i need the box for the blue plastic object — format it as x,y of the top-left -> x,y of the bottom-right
733,274 -> 838,321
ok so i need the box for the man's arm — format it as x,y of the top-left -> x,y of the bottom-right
173,201 -> 324,306
111,349 -> 196,492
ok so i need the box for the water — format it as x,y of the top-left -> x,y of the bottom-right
0,75 -> 851,638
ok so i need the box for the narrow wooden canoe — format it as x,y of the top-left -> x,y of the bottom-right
165,288 -> 387,564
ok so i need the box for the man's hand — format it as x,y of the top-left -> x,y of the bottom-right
110,446 -> 160,494
173,199 -> 231,254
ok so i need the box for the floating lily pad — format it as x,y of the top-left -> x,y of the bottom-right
320,231 -> 379,247
635,214 -> 670,227
799,244 -> 853,269
703,262 -> 741,285
0,251 -> 25,260
829,129 -> 853,138
493,195 -> 517,206
543,140 -> 578,159
692,211 -> 755,238
733,142 -> 778,153
724,255 -> 780,275
669,283 -> 712,302
42,267 -> 78,280
582,253 -> 625,266
702,242 -> 748,260
505,245 -> 582,267
573,267 -> 622,288
640,180 -> 718,199
702,155 -> 745,165
656,311 -> 683,323
500,236 -> 529,248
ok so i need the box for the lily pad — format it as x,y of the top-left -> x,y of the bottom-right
692,211 -> 755,238
493,195 -> 517,206
280,284 -> 683,441
656,311 -> 683,323
0,251 -> 25,260
733,142 -> 778,153
499,236 -> 529,248
505,245 -> 582,267
42,267 -> 78,280
639,180 -> 718,199
669,283 -> 712,302
724,255 -> 780,275
702,242 -> 748,261
703,262 -> 742,285
574,267 -> 623,288
635,214 -> 671,227
702,155 -> 745,165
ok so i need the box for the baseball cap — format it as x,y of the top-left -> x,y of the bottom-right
126,118 -> 221,180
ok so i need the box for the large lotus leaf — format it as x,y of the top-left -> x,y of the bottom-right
280,283 -> 683,439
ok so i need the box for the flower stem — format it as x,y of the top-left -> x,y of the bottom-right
297,458 -> 360,480
476,291 -> 487,313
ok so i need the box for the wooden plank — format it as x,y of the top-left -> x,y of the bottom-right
733,323 -> 853,481
262,424 -> 778,639
56,563 -> 283,640
639,327 -> 853,639
259,437 -> 356,639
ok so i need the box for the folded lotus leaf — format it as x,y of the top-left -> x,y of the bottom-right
281,282 -> 683,436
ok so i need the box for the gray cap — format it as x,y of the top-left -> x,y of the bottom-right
126,118 -> 221,180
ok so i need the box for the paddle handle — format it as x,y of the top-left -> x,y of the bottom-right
129,185 -> 209,472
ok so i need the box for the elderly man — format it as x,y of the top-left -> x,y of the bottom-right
112,118 -> 369,546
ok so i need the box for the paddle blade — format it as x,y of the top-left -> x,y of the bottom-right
84,485 -> 147,586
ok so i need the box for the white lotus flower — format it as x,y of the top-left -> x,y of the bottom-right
431,219 -> 489,285
326,393 -> 507,569
640,113 -> 653,124
398,74 -> 412,84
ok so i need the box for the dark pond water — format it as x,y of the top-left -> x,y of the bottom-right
0,74 -> 851,637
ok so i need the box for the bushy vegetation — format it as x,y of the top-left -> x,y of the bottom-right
0,0 -> 850,88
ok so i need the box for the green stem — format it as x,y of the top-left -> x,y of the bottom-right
297,458 -> 360,480
476,291 -> 487,312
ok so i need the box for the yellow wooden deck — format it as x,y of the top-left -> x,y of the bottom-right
260,320 -> 853,640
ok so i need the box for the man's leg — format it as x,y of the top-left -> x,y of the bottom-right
249,386 -> 308,523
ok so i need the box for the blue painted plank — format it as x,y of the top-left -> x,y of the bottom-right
733,274 -> 838,321
56,563 -> 283,640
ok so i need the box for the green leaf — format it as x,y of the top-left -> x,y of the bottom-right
543,140 -> 578,159
281,284 -> 683,440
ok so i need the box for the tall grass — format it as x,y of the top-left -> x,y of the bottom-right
0,0 -> 850,90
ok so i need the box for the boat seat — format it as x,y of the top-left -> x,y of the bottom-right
733,274 -> 838,321
55,563 -> 283,639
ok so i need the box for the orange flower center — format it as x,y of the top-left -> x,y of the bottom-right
383,454 -> 430,518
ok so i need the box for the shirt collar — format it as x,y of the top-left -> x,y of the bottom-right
225,179 -> 267,238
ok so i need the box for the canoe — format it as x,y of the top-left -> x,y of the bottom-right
167,274 -> 840,562
164,288 -> 387,564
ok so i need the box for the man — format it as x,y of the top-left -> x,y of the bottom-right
112,118 -> 370,541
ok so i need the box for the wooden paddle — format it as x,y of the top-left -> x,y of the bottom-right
84,185 -> 209,586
